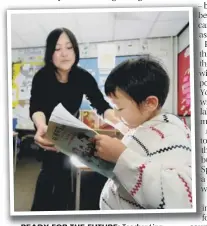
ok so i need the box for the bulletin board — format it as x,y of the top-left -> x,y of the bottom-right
12,62 -> 44,108
177,46 -> 190,116
12,62 -> 44,129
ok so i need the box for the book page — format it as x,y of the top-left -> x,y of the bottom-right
46,104 -> 115,178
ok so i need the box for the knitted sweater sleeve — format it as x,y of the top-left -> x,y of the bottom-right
29,69 -> 48,119
113,126 -> 192,209
83,70 -> 112,115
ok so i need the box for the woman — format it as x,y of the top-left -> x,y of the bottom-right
29,27 -> 120,211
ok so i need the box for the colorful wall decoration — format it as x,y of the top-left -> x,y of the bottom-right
178,46 -> 190,116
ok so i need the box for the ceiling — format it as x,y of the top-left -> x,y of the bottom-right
10,10 -> 189,49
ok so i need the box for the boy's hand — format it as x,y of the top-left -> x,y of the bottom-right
94,134 -> 126,163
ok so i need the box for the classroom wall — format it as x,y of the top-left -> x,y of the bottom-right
178,26 -> 189,53
12,36 -> 175,114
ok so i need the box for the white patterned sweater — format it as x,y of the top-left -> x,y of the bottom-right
100,113 -> 192,210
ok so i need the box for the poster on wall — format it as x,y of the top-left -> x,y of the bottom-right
12,62 -> 43,107
178,45 -> 190,116
12,62 -> 44,129
97,43 -> 116,70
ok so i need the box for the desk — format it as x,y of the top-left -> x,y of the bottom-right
13,132 -> 18,173
70,156 -> 92,210
15,124 -> 35,131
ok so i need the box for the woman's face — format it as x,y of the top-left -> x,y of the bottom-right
52,32 -> 76,72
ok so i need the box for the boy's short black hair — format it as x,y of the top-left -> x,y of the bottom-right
105,56 -> 170,108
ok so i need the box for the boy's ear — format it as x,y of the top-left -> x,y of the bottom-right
145,96 -> 159,111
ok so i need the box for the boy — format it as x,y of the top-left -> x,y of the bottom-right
94,57 -> 192,209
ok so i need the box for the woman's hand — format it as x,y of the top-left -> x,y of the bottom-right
34,125 -> 57,151
94,134 -> 126,163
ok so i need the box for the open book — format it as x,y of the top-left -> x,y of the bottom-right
46,103 -> 115,178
